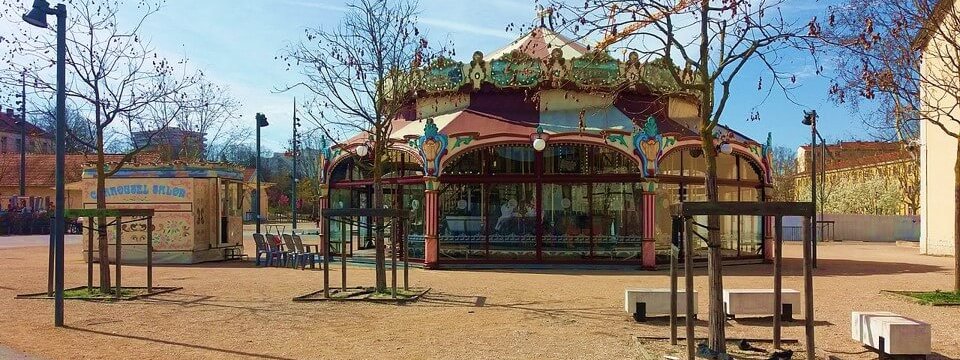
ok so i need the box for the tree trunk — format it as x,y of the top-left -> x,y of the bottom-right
96,144 -> 111,293
372,145 -> 387,292
955,139 -> 959,292
701,131 -> 726,353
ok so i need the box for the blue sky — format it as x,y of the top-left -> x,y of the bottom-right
20,0 -> 870,152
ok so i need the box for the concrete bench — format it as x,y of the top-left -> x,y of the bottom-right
624,288 -> 698,322
723,289 -> 801,319
851,311 -> 931,356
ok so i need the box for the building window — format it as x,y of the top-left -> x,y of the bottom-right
1,137 -> 6,153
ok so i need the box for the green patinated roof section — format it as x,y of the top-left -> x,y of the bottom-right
415,51 -> 688,95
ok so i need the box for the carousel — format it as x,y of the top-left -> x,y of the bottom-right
317,28 -> 775,269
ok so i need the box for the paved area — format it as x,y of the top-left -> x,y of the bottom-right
0,240 -> 958,359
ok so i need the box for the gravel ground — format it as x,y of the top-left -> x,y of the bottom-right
0,239 -> 958,359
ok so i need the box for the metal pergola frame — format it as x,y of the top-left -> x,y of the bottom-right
669,201 -> 816,360
320,208 -> 411,299
64,208 -> 157,299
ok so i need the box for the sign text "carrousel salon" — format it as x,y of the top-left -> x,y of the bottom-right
88,184 -> 187,199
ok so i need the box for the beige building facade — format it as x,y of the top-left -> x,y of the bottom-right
916,0 -> 960,256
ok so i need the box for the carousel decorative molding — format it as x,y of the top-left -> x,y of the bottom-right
417,118 -> 449,177
633,116 -> 665,177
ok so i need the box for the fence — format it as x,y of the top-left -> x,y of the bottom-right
782,214 -> 920,242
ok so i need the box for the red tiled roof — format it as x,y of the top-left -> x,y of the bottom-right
0,153 -> 161,188
0,107 -> 52,139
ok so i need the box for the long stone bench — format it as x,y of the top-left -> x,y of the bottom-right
624,288 -> 698,322
851,311 -> 931,356
723,288 -> 801,319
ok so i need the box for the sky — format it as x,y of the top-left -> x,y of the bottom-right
4,0 -> 871,153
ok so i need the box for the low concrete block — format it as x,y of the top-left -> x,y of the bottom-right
723,289 -> 801,317
624,288 -> 698,317
851,311 -> 931,355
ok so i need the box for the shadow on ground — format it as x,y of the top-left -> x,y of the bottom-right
64,326 -> 298,360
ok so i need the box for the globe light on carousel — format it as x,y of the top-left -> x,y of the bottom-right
355,144 -> 369,157
532,125 -> 547,152
719,142 -> 733,155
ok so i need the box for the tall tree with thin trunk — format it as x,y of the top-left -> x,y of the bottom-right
546,0 -> 816,352
1,0 -> 201,292
820,0 -> 960,291
281,0 -> 444,292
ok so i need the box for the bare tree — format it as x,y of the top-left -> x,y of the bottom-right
820,0 -> 960,290
175,79 -> 246,161
1,0 -> 202,293
546,0 -> 816,352
281,0 -> 443,292
771,146 -> 798,202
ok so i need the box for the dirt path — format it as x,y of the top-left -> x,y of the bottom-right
0,240 -> 957,359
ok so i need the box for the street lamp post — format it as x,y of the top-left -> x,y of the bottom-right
255,113 -> 269,235
802,110 -> 819,269
292,99 -> 301,231
19,70 -> 27,197
23,0 -> 67,327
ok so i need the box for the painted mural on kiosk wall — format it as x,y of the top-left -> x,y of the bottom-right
81,178 -> 194,251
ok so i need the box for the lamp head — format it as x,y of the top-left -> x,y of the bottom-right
22,0 -> 51,28
256,113 -> 269,127
802,110 -> 817,126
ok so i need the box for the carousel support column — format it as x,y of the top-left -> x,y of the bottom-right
423,176 -> 440,270
641,181 -> 658,270
763,215 -> 775,262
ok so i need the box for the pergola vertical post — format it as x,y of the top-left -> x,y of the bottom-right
669,217 -> 679,346
684,216 -> 695,360
114,216 -> 122,299
423,177 -> 440,269
403,216 -> 410,291
391,217 -> 398,299
87,216 -> 93,291
803,215 -> 815,360
341,217 -> 348,292
147,215 -> 153,293
641,182 -> 657,269
773,216 -> 783,349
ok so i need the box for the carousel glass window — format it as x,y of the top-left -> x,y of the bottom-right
383,150 -> 423,178
591,183 -> 642,260
658,151 -> 682,176
542,183 -> 590,259
444,148 -> 484,176
489,146 -> 534,174
593,146 -> 633,174
439,183 -> 484,259
487,183 -> 537,259
683,149 -> 707,178
545,144 -> 588,174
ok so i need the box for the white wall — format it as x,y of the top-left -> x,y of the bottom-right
918,1 -> 960,256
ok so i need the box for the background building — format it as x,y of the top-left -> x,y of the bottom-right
794,141 -> 919,216
915,0 -> 960,256
132,127 -> 205,160
0,106 -> 53,154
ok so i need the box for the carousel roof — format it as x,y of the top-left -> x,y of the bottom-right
485,27 -> 589,61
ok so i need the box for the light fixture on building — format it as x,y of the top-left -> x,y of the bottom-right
355,144 -> 369,157
718,142 -> 733,154
532,125 -> 547,152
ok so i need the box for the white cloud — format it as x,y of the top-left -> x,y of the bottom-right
419,17 -> 515,40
